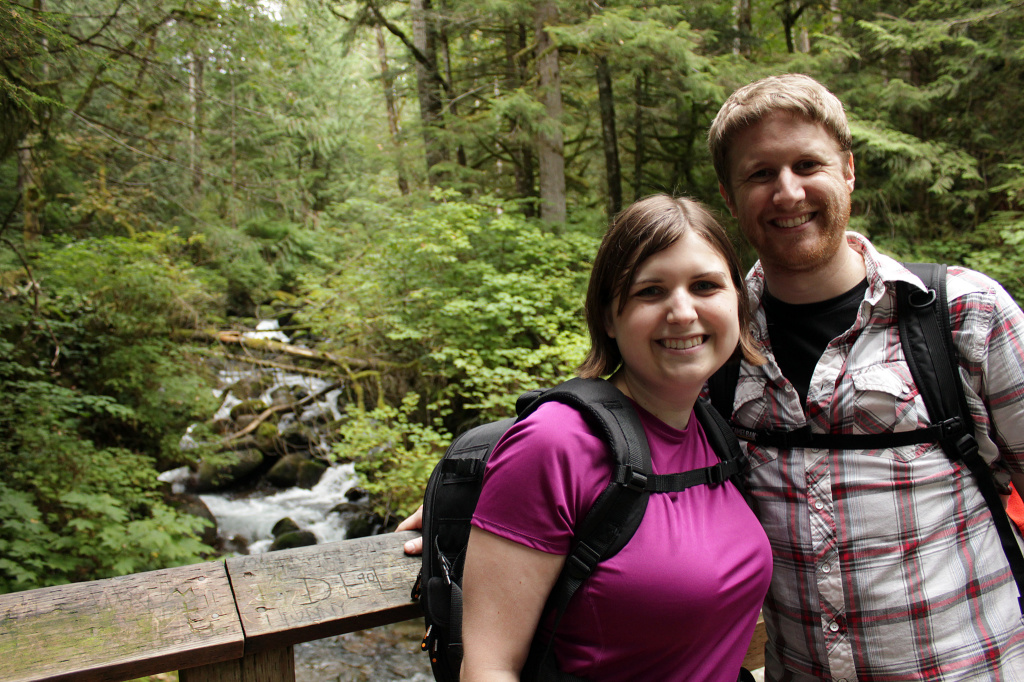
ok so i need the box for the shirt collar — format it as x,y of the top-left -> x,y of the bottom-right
745,231 -> 928,310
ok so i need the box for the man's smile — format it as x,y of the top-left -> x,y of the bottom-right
772,212 -> 815,229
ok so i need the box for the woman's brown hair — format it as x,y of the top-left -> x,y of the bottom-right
578,194 -> 764,379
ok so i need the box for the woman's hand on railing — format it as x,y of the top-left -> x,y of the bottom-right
396,505 -> 423,555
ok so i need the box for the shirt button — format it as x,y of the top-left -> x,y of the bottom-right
822,564 -> 832,574
814,500 -> 824,510
829,621 -> 840,632
785,384 -> 795,393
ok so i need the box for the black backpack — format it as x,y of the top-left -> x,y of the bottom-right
707,262 -> 1024,613
415,377 -> 748,681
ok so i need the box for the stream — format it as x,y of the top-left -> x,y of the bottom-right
162,319 -> 433,681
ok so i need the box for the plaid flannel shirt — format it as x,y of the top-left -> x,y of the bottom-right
733,233 -> 1024,681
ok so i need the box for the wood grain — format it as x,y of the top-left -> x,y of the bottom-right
0,561 -> 244,682
226,531 -> 423,654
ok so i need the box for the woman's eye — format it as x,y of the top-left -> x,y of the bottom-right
633,286 -> 661,297
693,280 -> 723,293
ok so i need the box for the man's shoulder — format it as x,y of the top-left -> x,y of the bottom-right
850,232 -> 1011,304
945,264 -> 1010,302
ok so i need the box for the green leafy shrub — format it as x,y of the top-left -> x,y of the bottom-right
0,232 -> 219,592
332,393 -> 449,523
0,369 -> 210,592
307,194 -> 598,516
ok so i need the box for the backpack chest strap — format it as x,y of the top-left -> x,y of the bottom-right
612,459 -> 742,492
734,417 -> 968,452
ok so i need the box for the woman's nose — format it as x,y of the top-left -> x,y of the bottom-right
666,290 -> 698,324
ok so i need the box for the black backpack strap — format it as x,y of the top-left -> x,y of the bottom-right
708,361 -> 741,421
518,378 -> 651,679
900,263 -> 1024,613
520,380 -> 749,590
521,379 -> 746,679
693,396 -> 750,504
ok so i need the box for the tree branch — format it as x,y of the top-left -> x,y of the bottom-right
366,2 -> 451,94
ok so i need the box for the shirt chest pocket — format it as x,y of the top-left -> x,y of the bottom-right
848,363 -> 924,436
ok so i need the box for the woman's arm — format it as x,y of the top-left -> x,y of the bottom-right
461,527 -> 565,682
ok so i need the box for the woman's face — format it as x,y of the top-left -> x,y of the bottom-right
606,230 -> 741,400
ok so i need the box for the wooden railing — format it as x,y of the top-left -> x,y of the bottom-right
0,531 -> 767,681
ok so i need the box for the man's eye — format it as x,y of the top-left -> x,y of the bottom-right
748,169 -> 772,182
795,160 -> 821,173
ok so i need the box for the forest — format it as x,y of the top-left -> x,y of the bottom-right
2,0 -> 1023,593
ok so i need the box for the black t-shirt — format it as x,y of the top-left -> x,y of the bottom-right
762,279 -> 869,406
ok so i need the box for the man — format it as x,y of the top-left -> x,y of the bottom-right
707,73 -> 1024,680
401,74 -> 1024,680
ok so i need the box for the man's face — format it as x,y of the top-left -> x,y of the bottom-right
719,111 -> 855,277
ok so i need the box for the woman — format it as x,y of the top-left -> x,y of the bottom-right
405,194 -> 772,681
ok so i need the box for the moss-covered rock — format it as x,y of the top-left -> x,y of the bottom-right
195,449 -> 264,491
279,421 -> 316,449
253,421 -> 280,452
230,399 -> 268,419
345,512 -> 385,540
270,530 -> 317,551
164,492 -> 218,547
226,374 -> 275,400
271,517 -> 301,537
265,453 -> 305,487
296,459 -> 328,489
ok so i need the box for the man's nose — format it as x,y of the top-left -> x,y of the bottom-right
774,168 -> 805,206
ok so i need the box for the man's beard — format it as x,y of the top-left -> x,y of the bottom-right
746,186 -> 851,276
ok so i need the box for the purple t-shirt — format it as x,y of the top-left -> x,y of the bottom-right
473,399 -> 772,681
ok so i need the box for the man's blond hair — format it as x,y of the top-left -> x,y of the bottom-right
708,74 -> 852,194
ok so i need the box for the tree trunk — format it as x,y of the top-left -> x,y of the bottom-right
632,70 -> 648,202
18,142 -> 40,241
505,23 -> 536,214
411,0 -> 447,184
229,68 -> 238,230
437,5 -> 467,169
733,0 -> 752,55
595,55 -> 622,217
533,0 -> 566,223
188,49 -> 204,196
375,25 -> 410,195
797,27 -> 810,53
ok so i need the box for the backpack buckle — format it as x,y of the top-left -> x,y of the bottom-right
435,537 -> 454,586
567,542 -> 601,579
706,464 -> 727,486
953,433 -> 979,460
616,466 -> 648,491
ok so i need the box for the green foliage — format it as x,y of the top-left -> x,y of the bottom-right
301,193 -> 594,425
0,230 -> 220,593
0,372 -> 210,592
332,393 -> 450,523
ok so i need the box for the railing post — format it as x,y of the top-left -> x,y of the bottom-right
180,647 -> 295,682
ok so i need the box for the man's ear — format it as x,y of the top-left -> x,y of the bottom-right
845,152 -> 856,192
719,183 -> 737,217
